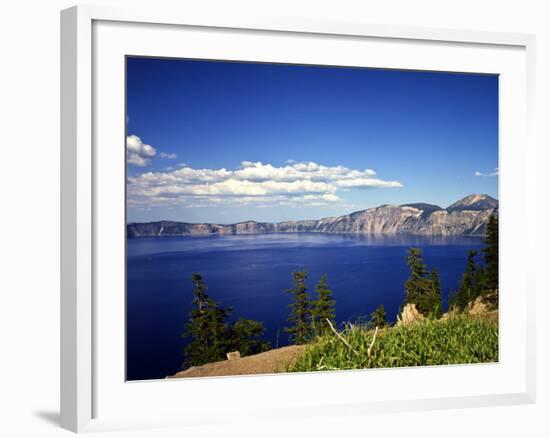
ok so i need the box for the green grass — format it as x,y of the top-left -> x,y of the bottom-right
289,315 -> 498,372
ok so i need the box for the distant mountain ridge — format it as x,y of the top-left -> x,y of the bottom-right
127,194 -> 498,238
446,194 -> 499,212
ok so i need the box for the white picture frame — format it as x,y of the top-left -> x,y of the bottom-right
60,4 -> 536,433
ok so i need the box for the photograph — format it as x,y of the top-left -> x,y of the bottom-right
125,56 -> 499,382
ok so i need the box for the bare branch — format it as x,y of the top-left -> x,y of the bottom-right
325,318 -> 360,357
367,326 -> 379,366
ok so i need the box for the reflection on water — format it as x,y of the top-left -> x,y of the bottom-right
127,233 -> 482,257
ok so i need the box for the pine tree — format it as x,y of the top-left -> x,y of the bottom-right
183,273 -> 230,367
285,270 -> 312,344
455,250 -> 478,311
311,275 -> 336,336
483,214 -> 499,292
474,265 -> 487,298
427,269 -> 443,318
370,304 -> 387,328
182,273 -> 269,367
226,318 -> 271,356
404,248 -> 439,316
405,248 -> 429,306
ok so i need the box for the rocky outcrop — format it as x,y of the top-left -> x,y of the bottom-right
467,296 -> 490,316
226,351 -> 241,360
396,303 -> 424,326
128,194 -> 498,237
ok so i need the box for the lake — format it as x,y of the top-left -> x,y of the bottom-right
126,233 -> 484,381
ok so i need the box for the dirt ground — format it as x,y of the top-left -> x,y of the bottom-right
168,345 -> 306,379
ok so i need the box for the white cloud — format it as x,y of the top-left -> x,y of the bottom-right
127,160 -> 402,208
126,135 -> 156,167
336,177 -> 401,188
475,167 -> 499,177
160,152 -> 177,159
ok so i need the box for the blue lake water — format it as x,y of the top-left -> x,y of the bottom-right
126,233 -> 484,381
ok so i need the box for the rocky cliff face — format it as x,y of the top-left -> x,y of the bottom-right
127,194 -> 498,237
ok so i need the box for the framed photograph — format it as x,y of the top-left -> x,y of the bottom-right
61,5 -> 536,432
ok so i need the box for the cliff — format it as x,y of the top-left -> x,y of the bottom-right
127,194 -> 498,237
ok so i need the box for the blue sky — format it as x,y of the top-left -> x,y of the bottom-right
126,57 -> 498,224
